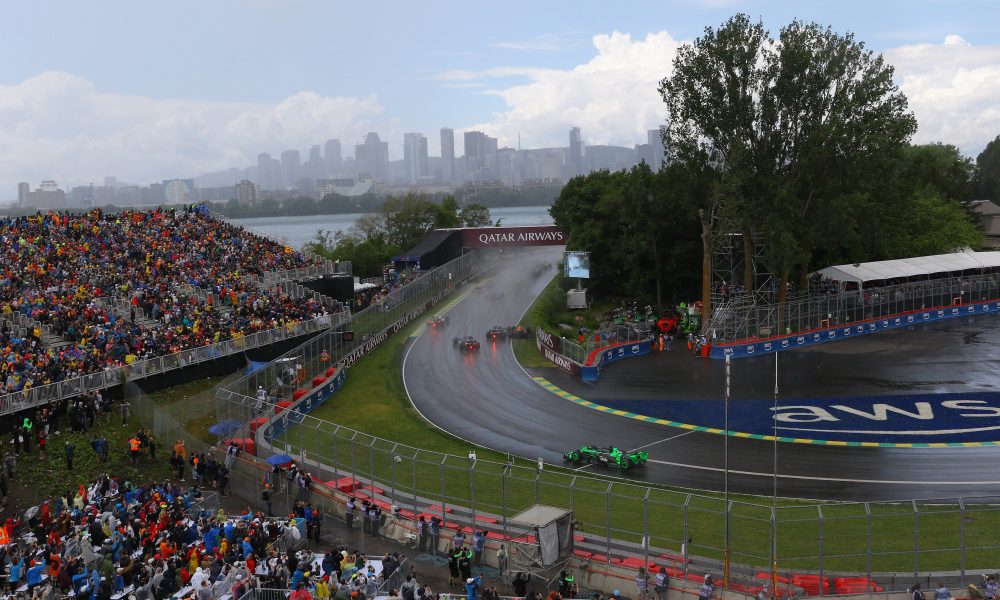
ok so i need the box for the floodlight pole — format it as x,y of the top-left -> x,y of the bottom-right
724,354 -> 730,596
772,351 -> 779,599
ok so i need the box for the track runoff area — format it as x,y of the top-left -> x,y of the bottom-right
402,249 -> 1000,501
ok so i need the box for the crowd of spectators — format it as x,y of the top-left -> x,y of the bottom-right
353,268 -> 423,312
0,205 -> 338,399
0,470 -> 346,600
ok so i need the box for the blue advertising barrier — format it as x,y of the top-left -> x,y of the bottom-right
266,368 -> 346,440
580,339 -> 653,383
711,301 -> 1000,360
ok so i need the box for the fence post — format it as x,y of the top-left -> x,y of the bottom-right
959,499 -> 966,588
683,495 -> 691,578
350,432 -> 358,483
440,456 -> 448,522
369,439 -> 376,492
469,457 -> 477,526
501,463 -> 509,543
569,476 -> 576,516
817,506 -> 824,591
912,500 -> 919,581
865,503 -> 873,588
389,443 -> 398,505
605,483 -> 613,564
643,489 -> 650,572
412,453 -> 419,515
331,426 -> 339,481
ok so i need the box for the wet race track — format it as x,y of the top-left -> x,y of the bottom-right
402,248 -> 1000,501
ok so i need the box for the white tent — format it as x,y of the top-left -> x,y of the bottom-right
815,250 -> 1000,287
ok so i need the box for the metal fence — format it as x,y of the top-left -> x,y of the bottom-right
216,250 -> 496,404
218,391 -> 1000,594
0,308 -> 351,416
709,273 -> 1000,343
545,322 -> 651,365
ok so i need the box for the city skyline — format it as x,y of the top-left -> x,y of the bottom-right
2,0 -> 1000,200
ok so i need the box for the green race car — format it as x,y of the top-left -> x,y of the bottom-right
563,445 -> 649,472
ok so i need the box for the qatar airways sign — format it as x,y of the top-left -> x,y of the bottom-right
460,226 -> 565,248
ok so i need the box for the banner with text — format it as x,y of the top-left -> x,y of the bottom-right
461,226 -> 565,248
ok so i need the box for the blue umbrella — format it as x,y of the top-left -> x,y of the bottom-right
208,420 -> 241,436
265,454 -> 294,466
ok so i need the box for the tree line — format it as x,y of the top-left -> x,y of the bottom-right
305,194 -> 492,276
551,14 -> 985,320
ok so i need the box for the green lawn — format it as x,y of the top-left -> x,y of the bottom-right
18,418 -> 173,499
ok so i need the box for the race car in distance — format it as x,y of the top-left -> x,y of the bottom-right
486,325 -> 533,342
507,324 -> 532,339
452,336 -> 481,352
563,445 -> 648,472
427,315 -> 449,330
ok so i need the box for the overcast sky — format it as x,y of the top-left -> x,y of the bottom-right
2,0 -> 1000,195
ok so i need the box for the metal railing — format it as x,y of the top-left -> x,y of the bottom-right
217,250 -> 497,404
543,323 -> 651,365
0,308 -> 350,416
709,273 -> 1000,343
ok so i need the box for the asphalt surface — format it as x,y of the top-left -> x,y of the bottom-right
402,248 -> 1000,501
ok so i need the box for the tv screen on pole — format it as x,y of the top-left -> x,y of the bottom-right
564,251 -> 590,279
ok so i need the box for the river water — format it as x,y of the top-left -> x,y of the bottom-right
228,205 -> 554,249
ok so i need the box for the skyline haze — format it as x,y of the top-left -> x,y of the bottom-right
2,0 -> 1000,199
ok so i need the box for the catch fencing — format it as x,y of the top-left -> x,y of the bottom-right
216,249 -> 497,409
709,273 -> 1000,343
217,390 -> 1000,594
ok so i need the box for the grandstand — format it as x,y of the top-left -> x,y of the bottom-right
0,205 -> 350,415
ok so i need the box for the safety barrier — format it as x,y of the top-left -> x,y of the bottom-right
711,299 -> 1000,359
580,338 -> 654,382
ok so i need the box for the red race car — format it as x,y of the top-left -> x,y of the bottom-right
452,336 -> 481,352
427,315 -> 449,330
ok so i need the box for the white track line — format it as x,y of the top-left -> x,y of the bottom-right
644,458 -> 1000,486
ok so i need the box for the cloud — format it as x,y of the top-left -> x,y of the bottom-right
0,71 -> 384,198
458,30 -> 1000,159
463,31 -> 682,149
490,32 -> 583,52
884,35 -> 1000,156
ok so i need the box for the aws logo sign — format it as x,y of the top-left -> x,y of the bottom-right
593,393 -> 1000,444
773,400 -> 1000,437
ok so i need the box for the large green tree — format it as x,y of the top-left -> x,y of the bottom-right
660,15 -> 918,330
658,14 -> 772,323
975,136 -> 1000,201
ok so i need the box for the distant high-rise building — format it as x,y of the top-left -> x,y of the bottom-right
235,180 -> 257,205
440,128 -> 455,183
104,176 -> 117,188
647,127 -> 666,168
354,132 -> 390,181
496,147 -> 519,187
403,133 -> 428,184
306,145 -> 323,179
280,150 -> 301,189
569,127 -> 585,177
463,131 -> 498,181
20,181 -> 67,209
257,152 -> 283,190
324,139 -> 343,175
